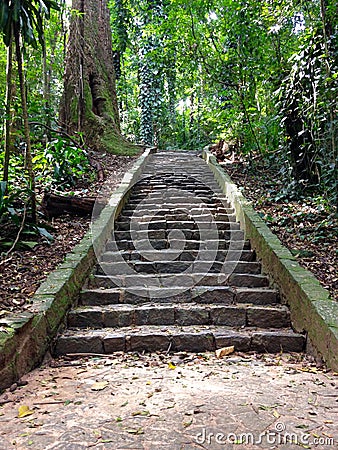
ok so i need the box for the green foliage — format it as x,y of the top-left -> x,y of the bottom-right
109,0 -> 336,204
0,0 -> 59,47
42,138 -> 92,188
0,181 -> 19,225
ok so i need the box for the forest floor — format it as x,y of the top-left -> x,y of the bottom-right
0,149 -> 336,316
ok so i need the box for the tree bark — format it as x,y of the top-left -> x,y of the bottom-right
59,0 -> 122,153
42,192 -> 105,217
14,24 -> 37,223
284,100 -> 319,188
3,33 -> 13,187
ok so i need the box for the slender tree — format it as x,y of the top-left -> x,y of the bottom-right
3,32 -> 13,188
0,0 -> 59,222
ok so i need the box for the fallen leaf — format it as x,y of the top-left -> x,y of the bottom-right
183,419 -> 193,428
168,362 -> 176,370
18,405 -> 34,418
131,410 -> 150,417
91,381 -> 109,391
126,428 -> 144,435
215,346 -> 235,358
273,410 -> 280,419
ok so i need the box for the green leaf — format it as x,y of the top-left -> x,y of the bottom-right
36,227 -> 54,242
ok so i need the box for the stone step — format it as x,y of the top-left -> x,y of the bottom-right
80,286 -> 278,306
120,207 -> 235,217
96,261 -> 262,276
126,200 -> 230,209
112,229 -> 245,241
88,272 -> 270,289
100,249 -> 256,263
106,238 -> 251,251
54,325 -> 306,355
116,213 -> 237,225
115,220 -> 240,231
131,188 -> 222,196
67,304 -> 290,329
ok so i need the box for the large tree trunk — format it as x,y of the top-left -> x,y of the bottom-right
59,0 -> 122,153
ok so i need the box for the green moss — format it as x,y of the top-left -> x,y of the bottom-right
0,330 -> 15,347
100,130 -> 140,156
70,96 -> 79,124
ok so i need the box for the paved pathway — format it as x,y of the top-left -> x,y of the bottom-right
0,352 -> 337,449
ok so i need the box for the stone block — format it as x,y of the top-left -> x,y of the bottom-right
55,334 -> 104,355
172,332 -> 215,352
210,306 -> 246,327
247,306 -> 290,328
103,333 -> 126,352
174,307 -> 210,326
251,331 -> 305,353
127,333 -> 170,352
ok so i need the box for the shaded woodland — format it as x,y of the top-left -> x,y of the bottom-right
0,0 -> 337,299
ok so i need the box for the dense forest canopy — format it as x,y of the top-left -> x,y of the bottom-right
0,0 -> 337,229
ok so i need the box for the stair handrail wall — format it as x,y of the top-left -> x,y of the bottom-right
203,147 -> 338,370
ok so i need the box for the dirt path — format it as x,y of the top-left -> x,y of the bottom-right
0,352 -> 337,449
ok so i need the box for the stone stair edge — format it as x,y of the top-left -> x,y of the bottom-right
54,325 -> 306,356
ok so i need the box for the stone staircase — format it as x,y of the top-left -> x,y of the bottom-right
54,152 -> 305,356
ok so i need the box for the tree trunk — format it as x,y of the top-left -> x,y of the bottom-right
42,35 -> 52,142
284,100 -> 319,188
42,192 -> 104,217
14,24 -> 37,223
3,33 -> 13,187
59,0 -> 123,153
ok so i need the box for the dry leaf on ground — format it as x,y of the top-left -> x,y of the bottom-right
18,405 -> 34,418
91,381 -> 109,391
215,346 -> 235,358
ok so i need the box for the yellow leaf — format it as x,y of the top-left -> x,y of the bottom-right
18,405 -> 34,418
183,419 -> 193,428
273,410 -> 280,418
215,346 -> 235,358
168,362 -> 176,370
91,381 -> 109,391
